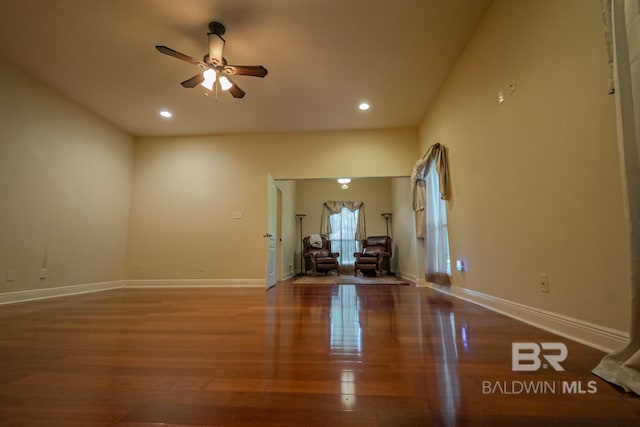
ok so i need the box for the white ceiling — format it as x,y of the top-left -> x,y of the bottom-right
0,0 -> 490,136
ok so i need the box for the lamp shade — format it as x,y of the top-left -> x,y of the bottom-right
219,76 -> 232,91
201,69 -> 217,90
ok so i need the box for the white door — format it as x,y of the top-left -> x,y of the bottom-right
266,176 -> 277,288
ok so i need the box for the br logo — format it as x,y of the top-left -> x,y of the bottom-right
512,342 -> 568,371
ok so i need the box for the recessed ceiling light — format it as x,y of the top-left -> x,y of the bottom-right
358,102 -> 370,111
159,110 -> 172,118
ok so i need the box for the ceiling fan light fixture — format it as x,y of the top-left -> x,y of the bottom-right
219,75 -> 233,91
156,22 -> 267,99
201,69 -> 217,90
337,178 -> 351,184
358,102 -> 370,111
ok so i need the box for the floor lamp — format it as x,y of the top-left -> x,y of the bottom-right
296,214 -> 306,275
381,212 -> 393,275
381,212 -> 392,237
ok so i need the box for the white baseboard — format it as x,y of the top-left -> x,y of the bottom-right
280,273 -> 295,282
0,278 -> 268,305
420,281 -> 629,353
125,278 -> 265,288
398,272 -> 418,285
0,280 -> 124,306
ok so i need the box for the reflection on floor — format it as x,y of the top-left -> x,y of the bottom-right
330,285 -> 362,358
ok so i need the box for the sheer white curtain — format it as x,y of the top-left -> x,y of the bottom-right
593,0 -> 640,396
329,207 -> 359,265
425,161 -> 451,285
321,201 -> 366,265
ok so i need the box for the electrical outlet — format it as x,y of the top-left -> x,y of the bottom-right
6,270 -> 15,281
540,274 -> 550,293
40,268 -> 48,280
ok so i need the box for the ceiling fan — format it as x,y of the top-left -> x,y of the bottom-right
156,21 -> 268,98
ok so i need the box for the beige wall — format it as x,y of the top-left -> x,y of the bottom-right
294,178 -> 393,238
0,59 -> 135,292
417,0 -> 630,330
126,129 -> 417,281
391,177 -> 418,280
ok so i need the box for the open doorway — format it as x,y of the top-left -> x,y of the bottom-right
269,176 -> 415,283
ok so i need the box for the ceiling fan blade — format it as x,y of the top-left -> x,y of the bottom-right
207,33 -> 225,66
223,65 -> 268,78
226,79 -> 246,98
155,45 -> 199,65
181,73 -> 204,88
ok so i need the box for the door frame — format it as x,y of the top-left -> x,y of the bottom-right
266,175 -> 280,289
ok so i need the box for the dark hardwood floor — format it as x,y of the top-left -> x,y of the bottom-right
0,283 -> 638,426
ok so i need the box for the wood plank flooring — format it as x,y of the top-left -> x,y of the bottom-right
0,283 -> 638,426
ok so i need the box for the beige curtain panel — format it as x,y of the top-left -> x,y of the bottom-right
320,201 -> 366,241
410,143 -> 451,238
593,0 -> 640,396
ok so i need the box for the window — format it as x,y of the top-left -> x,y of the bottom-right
329,207 -> 359,265
425,161 -> 451,282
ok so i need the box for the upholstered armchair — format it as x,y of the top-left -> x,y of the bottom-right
354,235 -> 392,276
303,235 -> 339,276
